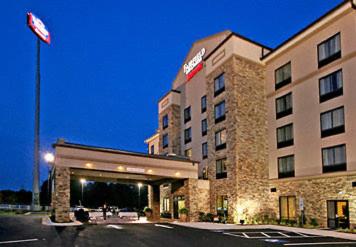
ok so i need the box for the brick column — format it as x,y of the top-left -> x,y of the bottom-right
52,167 -> 71,223
148,184 -> 160,220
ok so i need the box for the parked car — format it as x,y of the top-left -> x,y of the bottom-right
74,206 -> 90,222
118,208 -> 138,219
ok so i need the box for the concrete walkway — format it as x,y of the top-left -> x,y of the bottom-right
172,222 -> 356,241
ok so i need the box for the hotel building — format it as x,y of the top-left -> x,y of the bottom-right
145,0 -> 356,228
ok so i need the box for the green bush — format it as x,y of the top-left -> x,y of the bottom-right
310,218 -> 318,227
298,215 -> 308,227
143,207 -> 152,213
206,213 -> 214,222
179,207 -> 189,215
289,219 -> 297,226
160,212 -> 171,218
198,212 -> 205,222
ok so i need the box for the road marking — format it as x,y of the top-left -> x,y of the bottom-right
261,232 -> 271,238
294,232 -> 309,237
0,239 -> 39,245
106,225 -> 123,230
278,232 -> 291,237
154,224 -> 173,229
242,232 -> 250,238
284,242 -> 356,246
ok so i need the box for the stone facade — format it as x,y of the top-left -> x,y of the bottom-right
269,173 -> 356,228
159,104 -> 181,155
206,55 -> 269,223
51,167 -> 71,223
148,184 -> 160,220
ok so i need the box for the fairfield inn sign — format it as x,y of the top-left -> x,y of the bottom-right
183,48 -> 206,81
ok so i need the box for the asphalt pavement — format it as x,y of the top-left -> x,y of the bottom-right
1,215 -> 356,246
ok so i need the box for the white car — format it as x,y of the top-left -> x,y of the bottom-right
118,208 -> 138,219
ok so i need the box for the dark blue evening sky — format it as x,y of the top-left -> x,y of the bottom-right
0,0 -> 341,190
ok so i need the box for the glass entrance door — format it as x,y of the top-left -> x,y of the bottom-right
327,200 -> 349,229
173,196 -> 185,219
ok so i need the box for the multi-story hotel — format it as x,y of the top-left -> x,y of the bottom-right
145,0 -> 356,228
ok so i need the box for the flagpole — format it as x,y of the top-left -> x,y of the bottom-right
32,37 -> 41,211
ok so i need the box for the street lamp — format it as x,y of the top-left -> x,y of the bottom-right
43,152 -> 54,205
80,178 -> 86,205
44,152 -> 55,163
138,182 -> 143,209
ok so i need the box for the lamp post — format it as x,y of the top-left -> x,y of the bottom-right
80,178 -> 86,205
138,183 -> 143,210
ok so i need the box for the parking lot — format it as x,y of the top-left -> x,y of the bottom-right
1,215 -> 356,246
218,228 -> 356,246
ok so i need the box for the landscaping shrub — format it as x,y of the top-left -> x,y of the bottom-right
310,218 -> 318,227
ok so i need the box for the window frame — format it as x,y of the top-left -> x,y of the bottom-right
317,32 -> 341,68
320,106 -> 345,138
162,134 -> 169,148
201,119 -> 208,136
322,144 -> 346,173
278,155 -> 295,179
216,158 -> 227,179
184,148 -> 192,158
184,127 -> 192,144
150,145 -> 155,155
276,123 -> 294,149
275,92 -> 293,119
184,106 -> 191,123
162,114 -> 169,129
275,62 -> 292,90
214,73 -> 225,97
202,142 -> 208,159
319,69 -> 343,103
279,196 -> 297,220
214,100 -> 226,124
215,129 -> 227,151
201,95 -> 207,113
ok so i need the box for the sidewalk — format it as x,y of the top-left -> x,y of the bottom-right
171,222 -> 356,241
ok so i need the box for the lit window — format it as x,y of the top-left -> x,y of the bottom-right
216,195 -> 228,217
184,148 -> 192,158
318,33 -> 341,68
280,196 -> 296,220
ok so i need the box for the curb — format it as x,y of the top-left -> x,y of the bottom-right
41,216 -> 83,226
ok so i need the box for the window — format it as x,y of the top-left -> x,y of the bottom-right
162,114 -> 169,129
322,144 -> 346,173
318,33 -> 341,68
275,62 -> 291,90
150,145 -> 155,155
214,101 -> 226,123
162,134 -> 169,148
184,106 -> 191,123
321,107 -> 345,138
162,197 -> 170,212
278,155 -> 294,178
184,148 -> 192,158
184,128 -> 192,144
202,142 -> 208,159
215,129 -> 226,151
216,158 -> 227,179
277,124 -> 294,148
201,95 -> 207,113
280,196 -> 296,220
276,93 -> 292,119
214,73 -> 225,96
201,119 -> 208,136
319,70 -> 343,102
216,195 -> 228,216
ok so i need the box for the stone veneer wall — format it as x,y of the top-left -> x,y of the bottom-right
159,104 -> 181,155
148,184 -> 160,220
206,55 -> 269,223
52,167 -> 71,223
269,174 -> 356,228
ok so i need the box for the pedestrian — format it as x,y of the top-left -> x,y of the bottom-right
103,203 -> 107,220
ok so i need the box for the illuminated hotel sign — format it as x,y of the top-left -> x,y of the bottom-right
27,12 -> 51,44
183,48 -> 205,81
